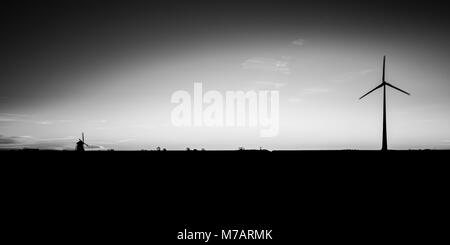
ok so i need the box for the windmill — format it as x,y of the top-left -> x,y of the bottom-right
359,56 -> 410,151
76,132 -> 89,151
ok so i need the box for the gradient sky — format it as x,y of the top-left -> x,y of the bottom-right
1,0 -> 450,150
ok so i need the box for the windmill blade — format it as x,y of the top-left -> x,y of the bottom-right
382,56 -> 386,82
359,83 -> 383,100
385,82 -> 410,95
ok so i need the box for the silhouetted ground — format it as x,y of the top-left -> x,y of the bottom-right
1,149 -> 447,243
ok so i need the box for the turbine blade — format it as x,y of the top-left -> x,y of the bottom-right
386,82 -> 410,95
359,83 -> 383,100
382,56 -> 386,82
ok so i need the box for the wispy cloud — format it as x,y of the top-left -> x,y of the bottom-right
89,119 -> 108,124
36,120 -> 73,125
0,118 -> 18,122
37,136 -> 77,141
0,113 -> 30,117
281,55 -> 294,61
254,81 -> 287,89
36,121 -> 53,125
86,145 -> 107,150
288,97 -> 302,103
242,57 -> 290,75
0,113 -> 29,123
292,38 -> 305,46
287,86 -> 333,102
0,135 -> 20,145
0,113 -> 73,125
0,135 -> 36,148
331,69 -> 375,83
303,87 -> 332,94
118,138 -> 135,143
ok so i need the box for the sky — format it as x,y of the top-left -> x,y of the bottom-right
1,0 -> 450,150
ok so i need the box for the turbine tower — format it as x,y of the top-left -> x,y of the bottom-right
359,56 -> 410,151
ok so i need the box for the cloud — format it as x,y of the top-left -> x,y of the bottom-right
287,87 -> 332,101
0,118 -> 18,122
254,81 -> 287,89
0,113 -> 29,117
37,136 -> 77,141
18,135 -> 33,139
0,113 -> 28,123
0,113 -> 73,125
86,145 -> 107,150
242,57 -> 290,75
118,138 -> 135,143
303,87 -> 332,94
36,120 -> 53,125
331,69 -> 375,83
281,55 -> 294,60
292,38 -> 305,46
0,135 -> 20,144
288,98 -> 302,103
36,120 -> 73,125
89,119 -> 107,124
0,135 -> 35,147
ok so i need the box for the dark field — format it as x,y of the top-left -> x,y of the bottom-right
1,150 -> 447,243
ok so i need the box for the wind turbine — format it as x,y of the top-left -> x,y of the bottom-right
359,56 -> 410,151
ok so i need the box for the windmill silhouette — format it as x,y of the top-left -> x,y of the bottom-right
76,132 -> 89,151
359,56 -> 410,151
